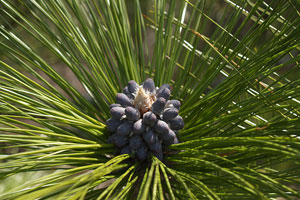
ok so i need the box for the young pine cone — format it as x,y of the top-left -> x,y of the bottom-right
106,78 -> 184,161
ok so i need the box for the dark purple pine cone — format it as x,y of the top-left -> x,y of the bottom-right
106,78 -> 184,161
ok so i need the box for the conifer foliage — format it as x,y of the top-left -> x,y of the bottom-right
0,0 -> 300,199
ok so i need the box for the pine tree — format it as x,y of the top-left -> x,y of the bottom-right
0,0 -> 300,199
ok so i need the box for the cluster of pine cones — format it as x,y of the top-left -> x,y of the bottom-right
106,78 -> 184,161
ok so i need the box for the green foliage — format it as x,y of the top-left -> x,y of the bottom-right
0,0 -> 300,199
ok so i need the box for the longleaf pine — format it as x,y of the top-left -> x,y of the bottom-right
0,0 -> 300,199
